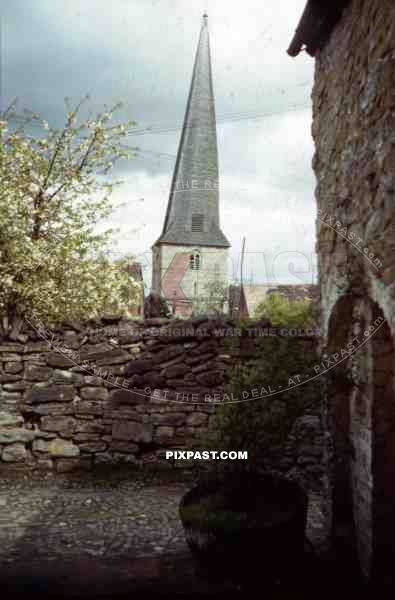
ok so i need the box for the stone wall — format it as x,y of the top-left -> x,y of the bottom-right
0,316 -> 324,482
0,317 -> 228,473
312,0 -> 395,582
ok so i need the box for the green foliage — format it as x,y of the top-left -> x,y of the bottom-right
192,280 -> 228,316
255,292 -> 316,327
200,323 -> 321,476
158,297 -> 173,318
0,98 -> 141,335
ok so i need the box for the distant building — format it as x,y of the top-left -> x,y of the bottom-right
151,15 -> 230,316
229,283 -> 318,319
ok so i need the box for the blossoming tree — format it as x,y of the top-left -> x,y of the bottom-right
0,97 -> 141,337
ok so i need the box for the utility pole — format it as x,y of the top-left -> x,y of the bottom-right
240,237 -> 246,287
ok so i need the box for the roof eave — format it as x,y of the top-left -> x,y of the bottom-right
287,0 -> 351,58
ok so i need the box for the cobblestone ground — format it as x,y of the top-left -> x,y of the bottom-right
0,468 -> 343,599
0,468 -> 192,563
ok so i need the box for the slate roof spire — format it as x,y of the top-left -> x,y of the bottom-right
155,15 -> 230,248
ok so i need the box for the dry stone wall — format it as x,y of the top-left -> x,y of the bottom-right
0,317 -> 229,472
0,316 -> 324,481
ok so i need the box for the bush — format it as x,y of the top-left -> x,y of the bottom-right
255,292 -> 317,328
198,321 -> 321,477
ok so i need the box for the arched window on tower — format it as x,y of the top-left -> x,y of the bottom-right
190,251 -> 201,270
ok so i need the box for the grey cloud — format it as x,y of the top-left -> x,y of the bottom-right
3,0 -> 315,283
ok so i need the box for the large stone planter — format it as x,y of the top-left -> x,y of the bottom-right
179,472 -> 308,586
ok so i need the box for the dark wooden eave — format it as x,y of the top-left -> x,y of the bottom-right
287,0 -> 351,57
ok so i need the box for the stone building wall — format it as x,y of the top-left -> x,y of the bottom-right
312,0 -> 395,582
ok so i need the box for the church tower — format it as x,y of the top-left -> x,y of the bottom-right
151,14 -> 230,316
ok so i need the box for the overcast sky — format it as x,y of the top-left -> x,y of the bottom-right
2,0 -> 317,286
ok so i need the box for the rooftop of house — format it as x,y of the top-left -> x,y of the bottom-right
229,283 -> 319,318
287,0 -> 351,57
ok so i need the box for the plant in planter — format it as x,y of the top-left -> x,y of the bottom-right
179,326 -> 321,587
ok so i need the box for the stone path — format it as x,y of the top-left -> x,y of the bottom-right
0,468 -> 192,564
0,468 -> 354,599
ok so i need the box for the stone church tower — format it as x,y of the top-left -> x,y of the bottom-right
151,15 -> 230,316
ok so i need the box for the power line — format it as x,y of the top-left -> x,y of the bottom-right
127,147 -> 313,191
125,103 -> 309,137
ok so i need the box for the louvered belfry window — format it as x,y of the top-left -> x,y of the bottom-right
190,252 -> 201,270
191,213 -> 204,232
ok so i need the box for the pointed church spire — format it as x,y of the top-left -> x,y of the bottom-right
155,15 -> 230,248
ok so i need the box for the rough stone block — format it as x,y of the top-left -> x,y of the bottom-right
0,344 -> 24,353
112,421 -> 153,443
26,385 -> 75,404
73,433 -> 102,442
108,440 -> 139,454
151,413 -> 186,426
32,429 -> 56,440
79,441 -> 107,453
0,374 -> 22,383
24,342 -> 51,353
184,372 -> 196,382
24,365 -> 53,381
80,387 -> 109,401
48,438 -> 80,457
56,458 -> 87,473
74,399 -> 103,416
40,416 -> 76,437
95,350 -> 132,366
185,352 -> 214,365
186,412 -> 208,427
0,412 -> 24,427
46,352 -> 75,368
161,364 -> 190,378
32,438 -> 49,453
152,345 -> 185,365
142,372 -> 166,388
3,381 -> 28,392
1,353 -> 22,362
94,452 -> 138,465
159,354 -> 186,370
111,389 -> 148,405
53,369 -> 83,385
82,376 -> 103,386
196,370 -> 224,386
190,340 -> 218,355
154,426 -> 175,445
35,458 -> 54,471
167,378 -> 198,388
21,402 -> 74,416
126,359 -> 153,376
0,428 -> 35,444
2,443 -> 27,462
75,420 -> 104,434
4,362 -> 23,374
104,407 -> 145,422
